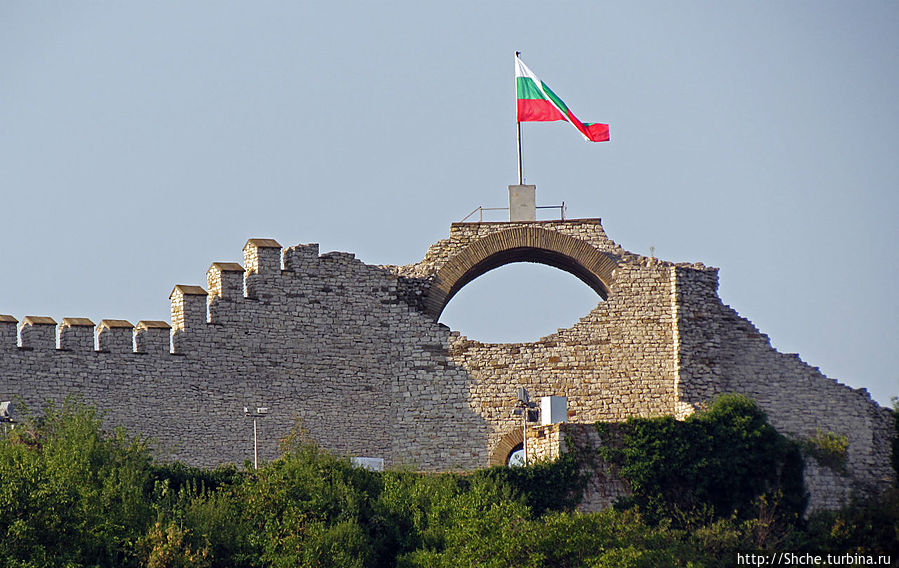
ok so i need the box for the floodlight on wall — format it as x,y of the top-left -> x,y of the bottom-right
513,388 -> 538,464
516,387 -> 529,404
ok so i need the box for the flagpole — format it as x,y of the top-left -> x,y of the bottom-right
515,51 -> 523,185
517,121 -> 523,185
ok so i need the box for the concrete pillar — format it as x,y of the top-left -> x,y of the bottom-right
509,185 -> 536,221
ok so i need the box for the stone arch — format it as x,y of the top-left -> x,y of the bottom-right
488,428 -> 524,467
423,226 -> 618,319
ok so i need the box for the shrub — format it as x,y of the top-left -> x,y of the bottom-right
7,399 -> 893,566
800,430 -> 849,473
802,488 -> 899,555
471,450 -> 587,515
0,398 -> 155,568
142,521 -> 212,568
150,461 -> 242,494
597,394 -> 807,524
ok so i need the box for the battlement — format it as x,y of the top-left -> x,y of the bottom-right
1,229 -> 661,355
207,262 -> 244,300
97,319 -> 134,353
0,314 -> 173,355
0,239 -> 418,356
59,318 -> 95,351
0,235 -> 307,353
135,320 -> 171,354
20,316 -> 57,350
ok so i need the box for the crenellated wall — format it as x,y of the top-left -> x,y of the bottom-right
0,220 -> 893,511
0,239 -> 479,468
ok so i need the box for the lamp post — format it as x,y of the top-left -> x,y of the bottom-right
243,406 -> 268,469
512,388 -> 537,464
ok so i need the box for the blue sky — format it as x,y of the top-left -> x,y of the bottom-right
1,2 -> 896,406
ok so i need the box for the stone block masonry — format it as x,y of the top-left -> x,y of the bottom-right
0,220 -> 893,513
526,423 -> 631,512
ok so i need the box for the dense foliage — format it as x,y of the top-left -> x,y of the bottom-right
800,430 -> 849,473
0,397 -> 895,567
597,394 -> 807,524
0,401 -> 153,566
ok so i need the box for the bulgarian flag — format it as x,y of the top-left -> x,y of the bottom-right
515,54 -> 610,142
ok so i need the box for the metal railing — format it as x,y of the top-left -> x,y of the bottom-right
460,202 -> 567,223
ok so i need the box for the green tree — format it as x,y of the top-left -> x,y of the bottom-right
4,398 -> 893,567
0,399 -> 154,567
598,394 -> 806,524
238,438 -> 379,567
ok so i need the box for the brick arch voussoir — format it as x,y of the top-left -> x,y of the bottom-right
488,428 -> 525,467
423,227 -> 617,320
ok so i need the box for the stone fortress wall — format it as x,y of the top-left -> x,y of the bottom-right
0,220 -> 893,511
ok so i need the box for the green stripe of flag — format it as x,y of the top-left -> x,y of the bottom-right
516,77 -> 544,100
538,82 -> 571,116
516,77 -> 572,117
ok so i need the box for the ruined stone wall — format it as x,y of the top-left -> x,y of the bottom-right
402,219 -> 624,279
0,219 -> 893,509
446,258 -> 680,465
526,423 -> 631,513
396,221 -> 720,464
527,422 -> 870,515
672,265 -> 895,505
0,240 -> 482,469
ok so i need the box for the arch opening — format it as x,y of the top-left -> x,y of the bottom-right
506,443 -> 525,467
443,247 -> 609,313
438,262 -> 603,343
489,428 -> 525,467
422,227 -> 618,321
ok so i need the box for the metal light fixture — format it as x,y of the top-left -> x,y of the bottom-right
513,388 -> 538,464
244,406 -> 269,469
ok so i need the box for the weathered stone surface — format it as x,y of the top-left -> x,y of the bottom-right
526,423 -> 631,512
59,318 -> 95,351
0,219 -> 892,513
19,316 -> 57,350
